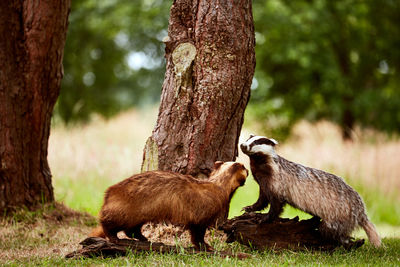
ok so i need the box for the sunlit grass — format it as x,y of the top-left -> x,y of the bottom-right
54,174 -> 108,215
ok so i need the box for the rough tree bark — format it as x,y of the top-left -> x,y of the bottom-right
0,1 -> 71,213
142,0 -> 255,176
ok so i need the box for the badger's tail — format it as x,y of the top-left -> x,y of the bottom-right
89,225 -> 106,238
361,219 -> 381,248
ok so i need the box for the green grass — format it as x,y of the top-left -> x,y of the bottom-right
54,174 -> 110,216
350,180 -> 400,226
3,238 -> 400,266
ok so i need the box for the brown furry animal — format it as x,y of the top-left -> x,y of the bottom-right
90,161 -> 248,250
240,135 -> 381,248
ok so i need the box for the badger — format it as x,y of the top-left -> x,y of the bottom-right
90,161 -> 248,251
240,135 -> 381,248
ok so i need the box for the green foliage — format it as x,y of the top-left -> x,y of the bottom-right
59,0 -> 400,138
251,0 -> 400,139
58,0 -> 169,123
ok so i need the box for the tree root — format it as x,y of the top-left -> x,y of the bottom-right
219,213 -> 364,251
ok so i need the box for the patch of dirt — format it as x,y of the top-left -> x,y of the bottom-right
0,202 -> 95,263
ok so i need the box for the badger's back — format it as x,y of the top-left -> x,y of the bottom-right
273,156 -> 366,226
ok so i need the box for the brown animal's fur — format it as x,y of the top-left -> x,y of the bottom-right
240,135 -> 381,248
90,161 -> 248,250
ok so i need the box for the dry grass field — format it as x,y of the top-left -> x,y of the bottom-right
49,108 -> 400,202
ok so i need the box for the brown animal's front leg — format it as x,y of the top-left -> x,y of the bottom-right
242,189 -> 269,212
260,198 -> 284,223
125,224 -> 148,241
189,225 -> 213,251
101,221 -> 120,244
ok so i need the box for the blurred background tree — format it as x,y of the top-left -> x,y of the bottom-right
58,0 -> 170,123
250,0 -> 400,139
58,0 -> 400,140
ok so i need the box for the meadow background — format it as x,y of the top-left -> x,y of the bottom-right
49,107 -> 400,238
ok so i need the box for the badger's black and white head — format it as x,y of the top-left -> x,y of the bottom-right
240,135 -> 278,157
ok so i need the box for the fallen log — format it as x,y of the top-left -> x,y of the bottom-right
219,213 -> 364,251
65,237 -> 250,259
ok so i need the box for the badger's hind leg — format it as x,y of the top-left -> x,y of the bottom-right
319,220 -> 353,247
125,224 -> 148,242
260,198 -> 284,223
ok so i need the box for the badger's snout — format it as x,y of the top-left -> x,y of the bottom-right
240,143 -> 249,154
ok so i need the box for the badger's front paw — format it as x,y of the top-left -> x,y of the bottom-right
258,213 -> 274,223
242,205 -> 256,213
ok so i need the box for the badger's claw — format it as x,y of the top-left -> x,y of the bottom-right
242,205 -> 256,213
258,213 -> 274,224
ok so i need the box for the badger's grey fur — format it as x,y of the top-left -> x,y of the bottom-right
240,135 -> 381,248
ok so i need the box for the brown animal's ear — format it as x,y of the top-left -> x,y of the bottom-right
243,165 -> 249,177
238,176 -> 246,186
213,161 -> 224,170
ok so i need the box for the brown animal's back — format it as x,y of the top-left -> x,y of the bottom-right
100,171 -> 228,227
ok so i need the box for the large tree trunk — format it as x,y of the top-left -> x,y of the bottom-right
142,0 -> 255,177
0,1 -> 70,213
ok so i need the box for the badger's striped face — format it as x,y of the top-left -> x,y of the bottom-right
240,135 -> 278,157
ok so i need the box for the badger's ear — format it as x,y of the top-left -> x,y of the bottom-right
213,161 -> 224,170
249,134 -> 255,138
268,138 -> 279,146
